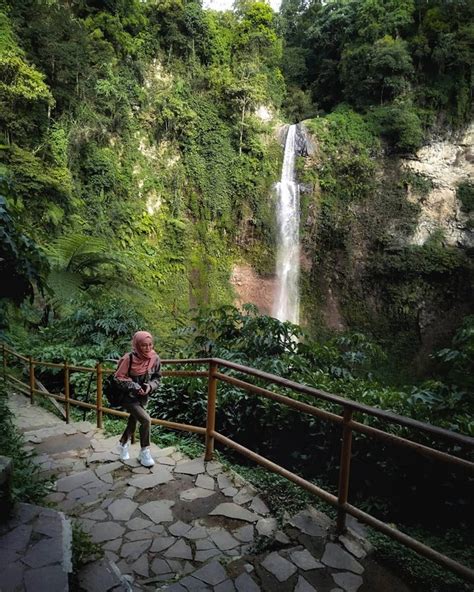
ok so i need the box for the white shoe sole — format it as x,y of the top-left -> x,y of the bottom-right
138,457 -> 155,468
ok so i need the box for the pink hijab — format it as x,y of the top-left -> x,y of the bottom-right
115,331 -> 159,379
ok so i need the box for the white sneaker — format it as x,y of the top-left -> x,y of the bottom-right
118,442 -> 130,461
138,447 -> 155,468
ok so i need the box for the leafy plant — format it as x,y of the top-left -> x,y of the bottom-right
71,520 -> 103,574
0,194 -> 47,302
0,381 -> 53,504
432,315 -> 474,394
367,101 -> 424,153
44,234 -> 126,305
457,181 -> 474,214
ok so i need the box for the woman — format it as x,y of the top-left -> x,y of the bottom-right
115,331 -> 161,467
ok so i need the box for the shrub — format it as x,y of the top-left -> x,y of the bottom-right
457,181 -> 474,213
367,101 -> 424,153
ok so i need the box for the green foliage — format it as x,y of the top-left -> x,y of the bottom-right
0,0 -> 285,334
354,0 -> 415,42
153,85 -> 198,142
144,305 -> 473,534
44,233 -> 125,306
0,52 -> 53,102
0,11 -> 16,53
282,86 -> 317,123
340,36 -> 414,107
432,315 -> 474,394
371,237 -> 467,277
26,293 -> 144,364
306,105 -> 380,156
181,94 -> 236,225
280,0 -> 472,138
367,101 -> 424,152
2,143 -> 72,233
151,428 -> 205,459
0,46 -> 54,143
0,382 -> 53,503
234,0 -> 282,65
457,180 -> 474,213
0,194 -> 47,302
402,170 -> 433,197
369,527 -> 472,592
80,142 -> 132,204
305,107 -> 380,208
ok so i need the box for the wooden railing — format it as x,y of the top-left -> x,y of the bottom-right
1,344 -> 473,583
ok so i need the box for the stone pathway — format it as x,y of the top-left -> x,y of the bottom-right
4,391 -> 414,592
0,502 -> 72,592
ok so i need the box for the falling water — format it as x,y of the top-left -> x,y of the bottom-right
273,124 -> 300,324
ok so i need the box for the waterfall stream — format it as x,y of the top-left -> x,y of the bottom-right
273,124 -> 300,324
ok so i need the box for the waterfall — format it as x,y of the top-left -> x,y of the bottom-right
273,124 -> 300,324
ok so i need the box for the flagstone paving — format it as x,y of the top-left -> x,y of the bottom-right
4,391 -> 415,592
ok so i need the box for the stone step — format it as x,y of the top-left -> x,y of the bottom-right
0,502 -> 72,592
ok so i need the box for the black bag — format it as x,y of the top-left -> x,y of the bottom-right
103,353 -> 133,408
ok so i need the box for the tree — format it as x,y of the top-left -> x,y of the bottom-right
0,12 -> 54,144
353,0 -> 414,42
340,36 -> 414,107
304,1 -> 353,109
233,0 -> 282,66
0,195 -> 47,302
226,63 -> 266,155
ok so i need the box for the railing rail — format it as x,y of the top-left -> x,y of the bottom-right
1,343 -> 473,583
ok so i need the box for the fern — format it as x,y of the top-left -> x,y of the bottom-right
44,233 -> 125,305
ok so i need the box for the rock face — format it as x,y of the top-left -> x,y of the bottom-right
230,264 -> 277,316
402,122 -> 474,247
277,123 -> 316,157
295,118 -> 474,371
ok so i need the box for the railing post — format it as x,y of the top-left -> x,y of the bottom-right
96,364 -> 103,429
205,361 -> 218,461
337,407 -> 353,534
64,361 -> 70,424
28,356 -> 35,403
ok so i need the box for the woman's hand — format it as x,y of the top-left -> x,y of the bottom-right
139,384 -> 151,396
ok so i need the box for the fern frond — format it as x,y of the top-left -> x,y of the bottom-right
46,269 -> 83,302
